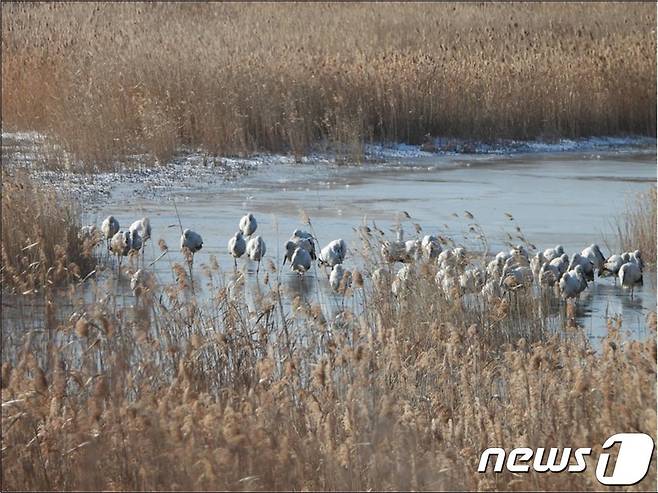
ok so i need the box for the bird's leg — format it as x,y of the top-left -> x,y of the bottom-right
256,260 -> 261,277
234,257 -> 237,270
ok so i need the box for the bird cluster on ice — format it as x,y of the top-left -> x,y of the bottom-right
81,212 -> 353,295
383,236 -> 645,302
79,211 -> 646,304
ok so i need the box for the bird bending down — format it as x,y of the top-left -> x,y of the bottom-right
559,265 -> 587,300
319,239 -> 347,267
290,246 -> 312,276
284,230 -> 317,266
239,213 -> 257,237
228,231 -> 246,268
246,235 -> 266,275
543,245 -> 564,262
619,262 -> 643,299
180,228 -> 203,274
581,244 -> 606,273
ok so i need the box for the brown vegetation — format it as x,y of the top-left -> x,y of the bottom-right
616,186 -> 657,267
1,170 -> 97,292
1,227 -> 656,491
2,3 -> 656,167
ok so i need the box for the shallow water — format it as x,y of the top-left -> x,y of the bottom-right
6,146 -> 658,347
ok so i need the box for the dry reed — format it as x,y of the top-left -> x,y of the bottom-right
616,186 -> 657,267
1,227 -> 655,491
2,3 -> 656,168
1,170 -> 97,292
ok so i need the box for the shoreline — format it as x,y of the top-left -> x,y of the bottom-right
2,131 -> 656,206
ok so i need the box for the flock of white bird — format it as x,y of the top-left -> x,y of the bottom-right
381,233 -> 645,301
93,212 -> 351,292
90,213 -> 645,300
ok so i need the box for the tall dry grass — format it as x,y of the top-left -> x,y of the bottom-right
1,170 -> 97,292
1,228 -> 656,491
616,186 -> 657,267
2,3 -> 656,168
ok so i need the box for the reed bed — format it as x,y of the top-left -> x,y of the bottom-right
2,3 -> 656,168
1,225 -> 656,491
616,186 -> 657,267
1,170 -> 97,292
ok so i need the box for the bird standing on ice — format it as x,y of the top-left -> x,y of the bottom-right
581,244 -> 606,273
559,265 -> 587,300
619,262 -> 643,298
180,228 -> 203,274
129,217 -> 151,263
102,215 -> 120,251
290,246 -> 312,275
239,213 -> 257,237
319,239 -> 347,267
110,230 -> 131,270
246,235 -> 266,275
227,231 -> 246,268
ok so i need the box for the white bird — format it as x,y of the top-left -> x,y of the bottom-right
180,229 -> 203,273
568,253 -> 594,281
628,250 -> 644,271
239,213 -> 257,237
110,230 -> 131,270
421,235 -> 442,259
284,230 -> 317,265
543,245 -> 565,262
549,253 -> 570,277
101,215 -> 120,250
600,254 -> 624,279
404,239 -> 422,262
290,246 -> 312,275
581,244 -> 606,272
246,235 -> 266,274
129,217 -> 151,244
530,251 -> 547,280
228,231 -> 246,267
486,254 -> 507,281
559,265 -> 587,300
319,239 -> 347,267
499,265 -> 533,291
129,229 -> 143,255
329,264 -> 351,292
619,262 -> 643,298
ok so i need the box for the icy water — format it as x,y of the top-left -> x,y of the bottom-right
3,143 -> 657,348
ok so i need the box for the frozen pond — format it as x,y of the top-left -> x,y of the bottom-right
3,139 -> 656,348
83,147 -> 658,343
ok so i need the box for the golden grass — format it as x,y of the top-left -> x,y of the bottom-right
1,230 -> 656,491
2,3 -> 656,167
616,186 -> 657,267
1,171 -> 97,292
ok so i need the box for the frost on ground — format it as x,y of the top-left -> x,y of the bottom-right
2,130 -> 655,206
